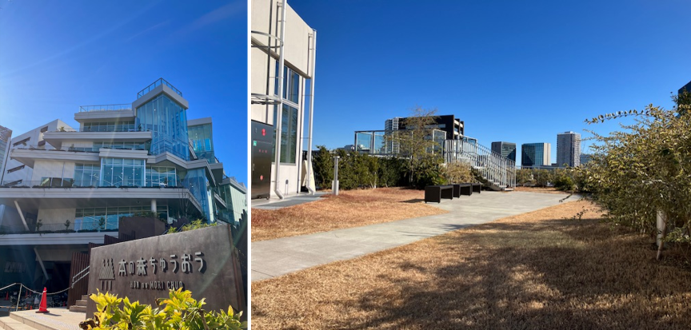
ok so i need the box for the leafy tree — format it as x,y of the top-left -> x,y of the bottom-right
444,162 -> 474,184
393,107 -> 442,186
584,97 -> 691,259
312,145 -> 333,189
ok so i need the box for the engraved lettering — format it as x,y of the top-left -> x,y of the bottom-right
194,252 -> 205,272
181,253 -> 192,273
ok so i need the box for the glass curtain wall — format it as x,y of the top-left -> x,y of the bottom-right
136,94 -> 189,160
74,164 -> 100,187
74,204 -> 168,231
273,104 -> 298,164
179,168 -> 214,222
188,124 -> 216,163
99,158 -> 146,187
146,166 -> 177,187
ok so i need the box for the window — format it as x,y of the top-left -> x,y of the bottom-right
4,179 -> 22,186
275,65 -> 301,104
99,158 -> 146,187
40,126 -> 48,133
37,140 -> 46,147
74,163 -> 100,187
273,104 -> 298,164
13,137 -> 30,147
7,165 -> 24,173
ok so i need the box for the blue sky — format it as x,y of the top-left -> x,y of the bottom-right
0,0 -> 247,182
289,0 -> 691,163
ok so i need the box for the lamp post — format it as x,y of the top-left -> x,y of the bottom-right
332,156 -> 340,196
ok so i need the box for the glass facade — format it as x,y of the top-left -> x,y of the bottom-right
74,163 -> 100,187
273,104 -> 298,164
93,141 -> 148,151
188,124 -> 216,163
81,121 -> 136,132
74,204 -> 168,231
180,168 -> 214,222
99,158 -> 146,187
136,94 -> 189,160
146,166 -> 177,187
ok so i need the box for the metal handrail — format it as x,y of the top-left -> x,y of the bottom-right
79,104 -> 132,112
71,266 -> 89,289
137,78 -> 182,99
444,139 -> 516,189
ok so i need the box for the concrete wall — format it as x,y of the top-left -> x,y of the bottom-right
36,207 -> 75,228
31,160 -> 76,182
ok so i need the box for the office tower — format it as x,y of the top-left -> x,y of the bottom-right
491,141 -> 516,162
557,131 -> 581,167
521,143 -> 551,167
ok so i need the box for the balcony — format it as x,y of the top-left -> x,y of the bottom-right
137,78 -> 183,99
79,104 -> 132,112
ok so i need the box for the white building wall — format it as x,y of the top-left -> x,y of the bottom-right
31,160 -> 76,183
37,207 -> 76,229
252,0 -> 314,198
3,120 -> 74,186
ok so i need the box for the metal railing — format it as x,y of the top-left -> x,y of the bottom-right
444,139 -> 516,189
1,177 -> 184,189
137,78 -> 182,99
72,266 -> 89,289
14,145 -> 100,153
79,104 -> 132,112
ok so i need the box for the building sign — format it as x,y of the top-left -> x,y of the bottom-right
86,225 -> 245,317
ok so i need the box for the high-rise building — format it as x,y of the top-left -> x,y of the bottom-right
491,141 -> 516,162
580,153 -> 592,165
251,0 -> 317,199
0,79 -> 246,290
557,131 -> 581,167
521,143 -> 551,167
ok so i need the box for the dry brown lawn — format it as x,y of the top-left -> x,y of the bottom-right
251,200 -> 691,329
251,188 -> 447,242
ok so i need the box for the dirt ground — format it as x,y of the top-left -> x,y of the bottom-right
513,186 -> 570,194
251,187 -> 447,242
251,200 -> 691,329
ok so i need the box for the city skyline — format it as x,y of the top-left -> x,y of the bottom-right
288,0 -> 689,163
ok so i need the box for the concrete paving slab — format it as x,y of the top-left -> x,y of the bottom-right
252,192 -> 327,210
251,191 -> 580,282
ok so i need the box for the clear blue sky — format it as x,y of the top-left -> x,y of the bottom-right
290,0 -> 691,163
0,0 -> 247,183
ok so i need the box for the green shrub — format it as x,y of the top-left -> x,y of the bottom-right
79,289 -> 245,330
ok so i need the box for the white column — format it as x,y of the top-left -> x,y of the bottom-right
151,199 -> 157,213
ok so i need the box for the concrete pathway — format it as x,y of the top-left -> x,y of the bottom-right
252,192 -> 328,210
251,191 -> 580,282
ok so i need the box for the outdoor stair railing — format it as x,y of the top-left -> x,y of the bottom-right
443,139 -> 516,190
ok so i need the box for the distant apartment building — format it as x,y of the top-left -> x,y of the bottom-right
251,0 -> 317,199
491,141 -> 516,162
385,114 -> 464,140
580,153 -> 593,165
521,143 -> 551,167
679,80 -> 691,94
557,131 -> 581,167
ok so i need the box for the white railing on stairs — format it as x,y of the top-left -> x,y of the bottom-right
444,139 -> 516,190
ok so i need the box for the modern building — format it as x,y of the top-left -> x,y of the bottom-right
557,131 -> 581,167
1,120 -> 74,187
491,141 -> 516,162
0,125 -> 12,184
521,143 -> 551,167
0,79 -> 246,291
251,0 -> 317,199
580,153 -> 593,165
386,114 -> 464,141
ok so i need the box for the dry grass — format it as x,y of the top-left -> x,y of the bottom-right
251,200 -> 691,329
513,186 -> 569,194
251,188 -> 447,242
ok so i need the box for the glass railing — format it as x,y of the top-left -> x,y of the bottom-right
2,177 -> 184,189
137,78 -> 183,99
13,145 -> 100,153
79,104 -> 132,112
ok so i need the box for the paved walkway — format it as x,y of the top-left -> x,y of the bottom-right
252,192 -> 328,210
252,191 -> 580,282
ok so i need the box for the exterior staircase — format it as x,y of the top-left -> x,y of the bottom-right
0,307 -> 85,330
444,139 -> 516,191
68,296 -> 87,313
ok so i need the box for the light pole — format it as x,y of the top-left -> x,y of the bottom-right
332,155 -> 340,196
